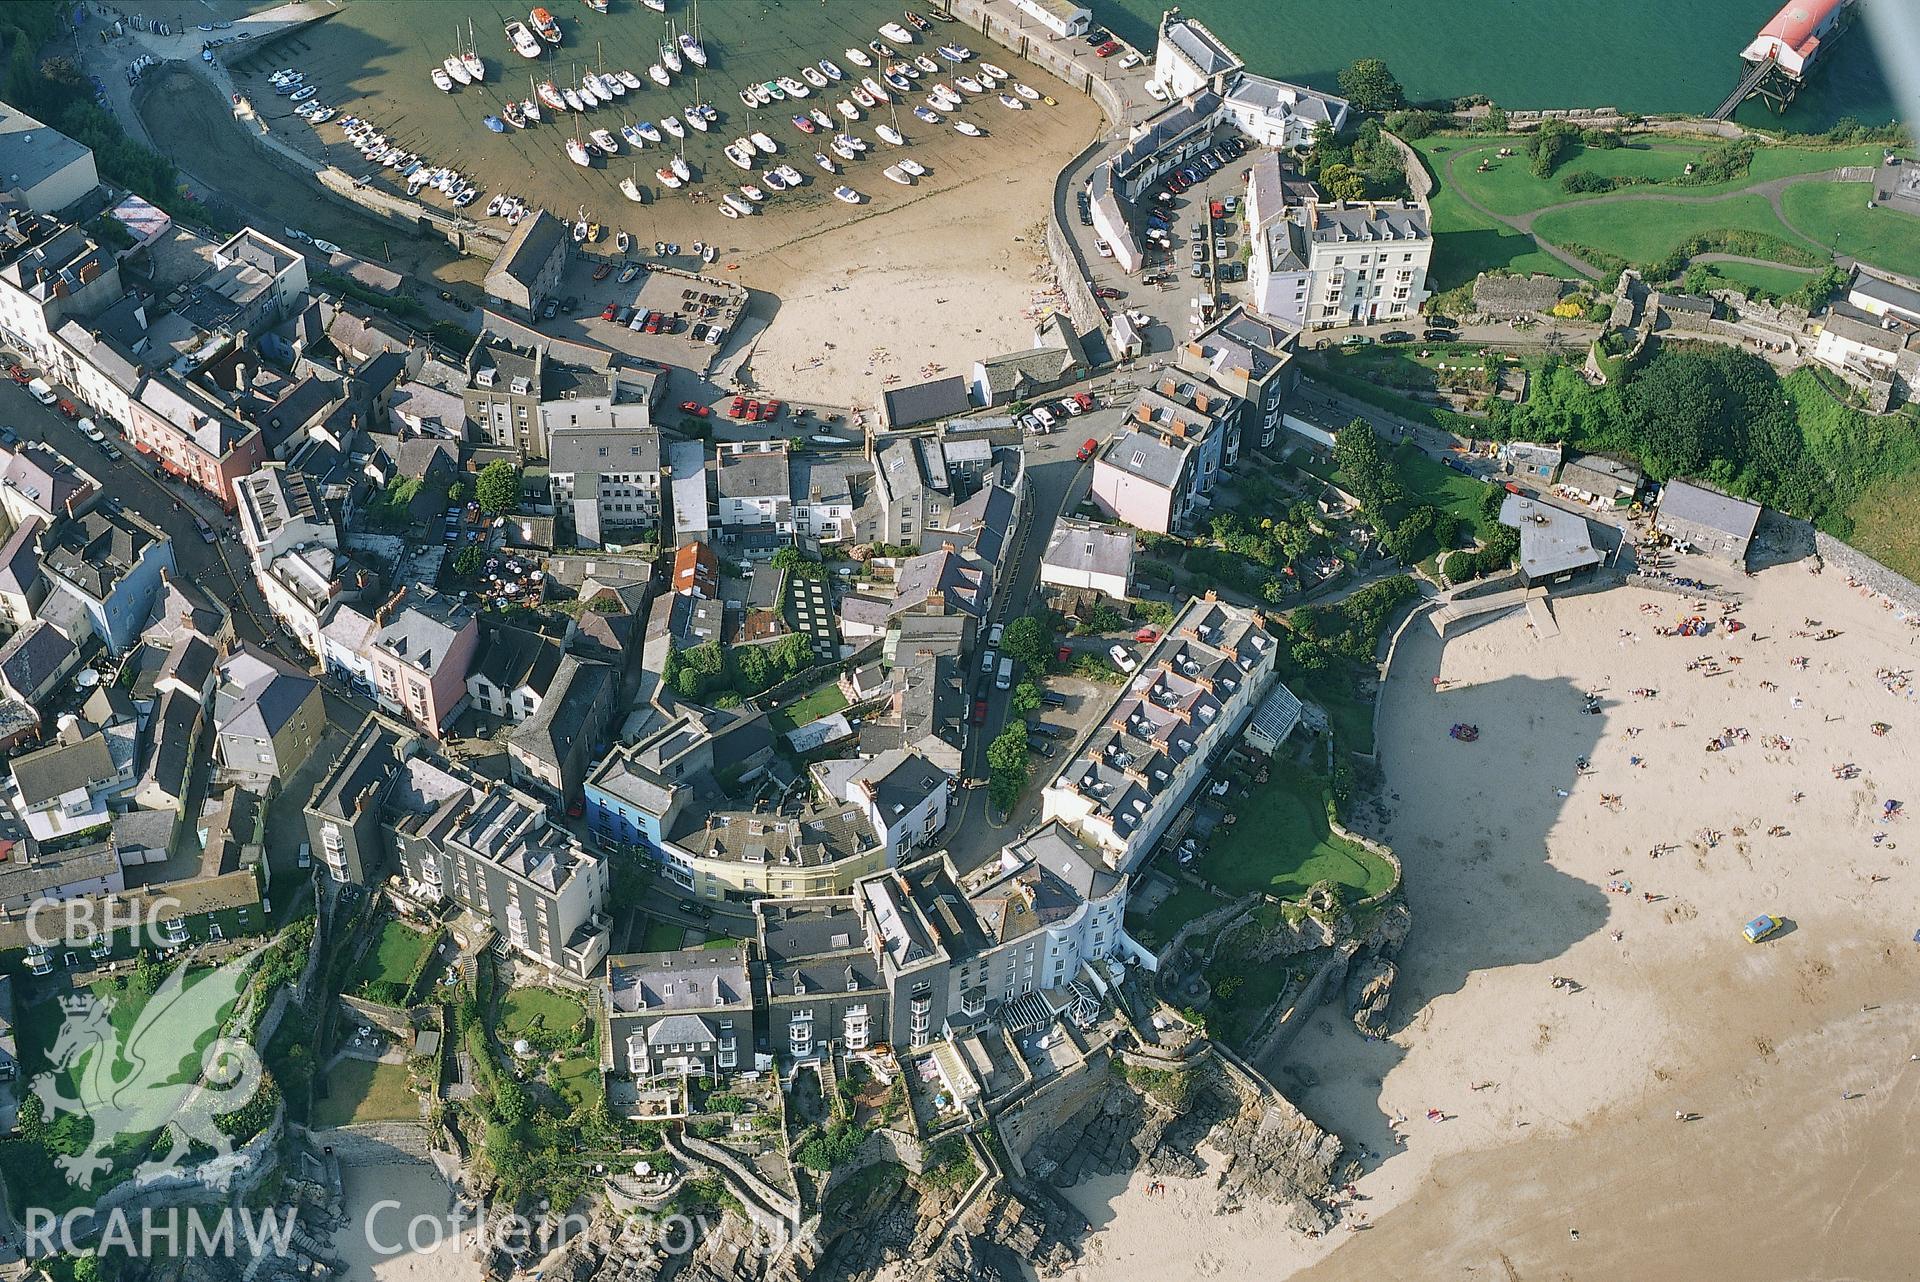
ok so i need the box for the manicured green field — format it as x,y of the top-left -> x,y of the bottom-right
1195,768 -> 1397,902
1417,142 -> 1580,289
553,1054 -> 601,1112
1696,259 -> 1818,297
640,920 -> 686,952
1530,193 -> 1803,268
1779,181 -> 1920,280
1125,884 -> 1223,949
312,1059 -> 417,1128
353,919 -> 432,993
498,987 -> 586,1041
767,682 -> 849,737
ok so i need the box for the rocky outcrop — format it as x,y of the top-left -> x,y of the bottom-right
1208,1099 -> 1342,1234
1347,956 -> 1397,1037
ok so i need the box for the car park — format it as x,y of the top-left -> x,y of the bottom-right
1026,735 -> 1056,758
728,395 -> 746,418
1073,390 -> 1095,413
1042,690 -> 1069,708
1018,412 -> 1042,434
1189,221 -> 1203,237
1118,52 -> 1141,69
1108,644 -> 1137,673
1076,437 -> 1098,461
1061,394 -> 1085,416
1094,40 -> 1120,57
691,322 -> 709,342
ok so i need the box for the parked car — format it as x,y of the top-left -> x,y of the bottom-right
677,898 -> 715,921
762,399 -> 783,420
1134,626 -> 1160,643
1341,334 -> 1373,347
1076,437 -> 1098,461
1117,51 -> 1141,69
680,400 -> 711,417
25,378 -> 56,405
0,428 -> 18,448
1094,239 -> 1113,258
1061,394 -> 1085,416
728,395 -> 747,418
1093,286 -> 1123,300
980,647 -> 997,675
1380,330 -> 1414,343
971,698 -> 988,725
1073,391 -> 1095,413
988,621 -> 1005,646
1108,644 -> 1137,673
1423,328 -> 1456,342
1083,29 -> 1110,45
1032,404 -> 1056,429
1026,735 -> 1056,757
1094,40 -> 1120,57
1042,690 -> 1068,708
1018,412 -> 1043,434
995,656 -> 1013,690
601,304 -> 618,321
194,514 -> 217,544
1027,721 -> 1068,738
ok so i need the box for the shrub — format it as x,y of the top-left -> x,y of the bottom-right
795,1121 -> 870,1172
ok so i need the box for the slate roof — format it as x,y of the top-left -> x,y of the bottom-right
510,655 -> 612,767
882,375 -> 972,428
11,733 -> 116,807
0,620 -> 75,700
1042,518 -> 1134,582
1657,479 -> 1763,541
606,945 -> 751,1014
42,508 -> 164,601
213,642 -> 318,744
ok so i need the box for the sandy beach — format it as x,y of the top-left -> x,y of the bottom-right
335,1159 -> 488,1281
1058,559 -> 1920,1280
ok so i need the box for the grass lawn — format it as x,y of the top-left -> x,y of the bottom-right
1779,181 -> 1920,281
1392,444 -> 1502,538
1845,469 -> 1920,583
640,920 -> 686,952
352,919 -> 432,994
1416,142 -> 1581,289
553,1053 -> 600,1112
1125,883 -> 1223,949
1531,193 -> 1805,269
1697,259 -> 1817,297
1196,767 -> 1397,902
1207,954 -> 1293,1047
312,1059 -> 417,1128
700,934 -> 744,950
766,682 -> 849,737
498,987 -> 587,1041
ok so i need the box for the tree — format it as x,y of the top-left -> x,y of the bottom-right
475,459 -> 522,514
1010,682 -> 1042,718
1318,162 -> 1367,203
453,545 -> 483,577
768,632 -> 815,676
733,645 -> 772,693
448,481 -> 469,504
1337,58 -> 1404,112
1333,420 -> 1401,515
999,614 -> 1053,671
1529,118 -> 1580,178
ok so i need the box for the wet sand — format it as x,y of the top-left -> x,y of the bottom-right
1058,562 -> 1920,1281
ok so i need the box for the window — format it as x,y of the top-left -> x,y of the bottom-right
598,446 -> 608,457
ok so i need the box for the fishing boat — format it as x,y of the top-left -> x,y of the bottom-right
869,40 -> 896,58
620,176 -> 646,202
778,76 -> 808,98
599,70 -> 627,97
749,130 -> 776,154
531,7 -> 562,43
890,60 -> 919,81
587,73 -> 614,102
679,27 -> 706,68
701,103 -> 720,121
883,164 -> 910,185
500,102 -> 526,127
740,184 -> 764,202
905,11 -> 931,32
618,259 -> 640,281
820,58 -> 844,82
954,119 -> 982,136
880,22 -> 914,44
931,84 -> 960,108
877,123 -> 903,145
898,156 -> 925,176
591,127 -> 619,153
1014,82 -> 1039,101
567,136 -> 593,164
539,79 -> 567,111
839,131 -> 867,151
724,192 -> 755,214
763,169 -> 787,191
444,55 -> 473,86
837,98 -> 860,120
563,85 -> 586,111
791,113 -> 816,135
813,150 -> 837,173
660,27 -> 682,74
656,165 -> 683,188
431,67 -> 454,92
484,114 -> 506,133
852,86 -> 875,108
912,104 -> 939,123
684,105 -> 709,131
980,62 -> 1008,81
833,184 -> 861,204
663,114 -> 684,138
999,93 -> 1025,110
913,54 -> 938,73
956,75 -> 983,95
292,84 -> 318,101
671,153 -> 690,181
844,47 -> 872,68
650,63 -> 671,87
760,80 -> 783,102
723,142 -> 754,169
862,76 -> 891,102
309,106 -> 335,123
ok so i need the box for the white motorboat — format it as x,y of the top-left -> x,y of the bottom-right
431,67 -> 454,92
622,122 -> 648,148
820,58 -> 844,82
956,75 -> 983,94
739,87 -> 758,107
999,93 -> 1026,109
834,185 -> 861,204
312,237 -> 342,253
883,164 -> 911,185
621,176 -> 647,202
914,54 -> 938,73
1014,82 -> 1039,101
637,119 -> 663,142
650,63 -> 671,87
723,192 -> 755,215
662,114 -> 684,138
954,119 -> 982,136
837,98 -> 860,120
778,76 -> 808,98
809,107 -> 832,129
814,151 -> 837,172
620,69 -> 643,90
291,84 -> 316,101
877,124 -> 903,145
506,20 -> 542,59
444,56 -> 473,87
844,48 -> 872,68
591,127 -> 620,154
837,131 -> 867,152
723,142 -> 754,169
740,184 -> 765,202
671,154 -> 690,180
830,136 -> 858,161
720,202 -> 740,218
563,86 -> 586,111
913,104 -> 940,123
749,130 -> 776,154
776,163 -> 803,185
566,137 -> 592,165
899,156 -> 925,176
852,87 -> 875,108
980,62 -> 1009,81
601,71 -> 628,96
685,106 -> 709,131
763,168 -> 787,191
862,76 -> 891,102
802,66 -> 828,89
656,165 -> 683,188
880,22 -> 914,44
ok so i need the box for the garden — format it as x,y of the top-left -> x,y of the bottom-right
1190,765 -> 1396,903
312,1058 -> 418,1129
349,918 -> 439,1007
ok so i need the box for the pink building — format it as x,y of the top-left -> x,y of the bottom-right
126,377 -> 267,512
366,588 -> 480,736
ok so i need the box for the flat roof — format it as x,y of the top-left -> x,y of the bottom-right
0,103 -> 92,203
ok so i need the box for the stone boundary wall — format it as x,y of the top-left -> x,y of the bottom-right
993,1044 -> 1114,1160
338,993 -> 418,1039
1814,531 -> 1920,617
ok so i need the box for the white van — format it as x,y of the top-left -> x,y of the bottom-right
25,378 -> 56,405
995,656 -> 1013,690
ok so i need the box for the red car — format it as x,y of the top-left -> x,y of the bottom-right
680,400 -> 711,417
1093,286 -> 1122,300
1094,40 -> 1120,56
1076,437 -> 1098,461
601,304 -> 618,321
1073,391 -> 1095,413
1167,175 -> 1190,194
1134,626 -> 1159,643
971,698 -> 988,725
728,395 -> 746,418
762,399 -> 782,421
745,399 -> 762,421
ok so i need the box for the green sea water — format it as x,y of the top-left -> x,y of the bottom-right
1091,0 -> 1898,132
